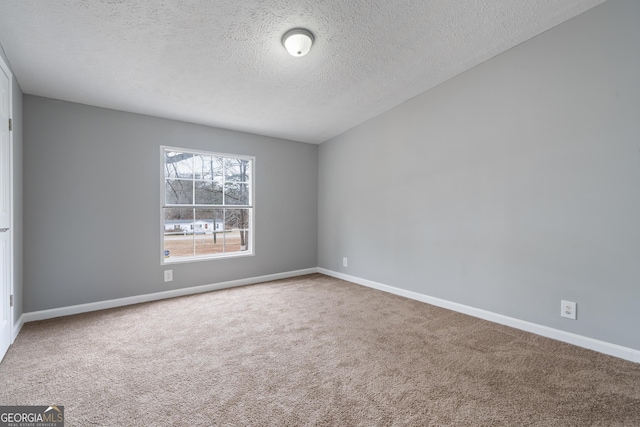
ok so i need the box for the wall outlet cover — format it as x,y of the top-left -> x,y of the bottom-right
561,300 -> 577,320
164,270 -> 173,282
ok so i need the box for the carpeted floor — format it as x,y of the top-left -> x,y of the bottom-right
1,273 -> 639,426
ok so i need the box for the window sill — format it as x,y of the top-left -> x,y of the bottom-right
162,251 -> 254,265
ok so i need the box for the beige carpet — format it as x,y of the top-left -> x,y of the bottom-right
1,273 -> 639,426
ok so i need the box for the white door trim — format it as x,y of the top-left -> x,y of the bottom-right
0,52 -> 14,361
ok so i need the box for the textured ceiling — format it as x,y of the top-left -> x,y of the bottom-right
0,0 -> 606,144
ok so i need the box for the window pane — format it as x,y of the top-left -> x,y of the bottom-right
224,182 -> 249,205
194,209 -> 224,256
165,151 -> 193,179
224,229 -> 250,252
163,208 -> 194,259
225,208 -> 250,230
195,180 -> 223,204
165,179 -> 193,204
193,155 -> 223,180
225,158 -> 251,182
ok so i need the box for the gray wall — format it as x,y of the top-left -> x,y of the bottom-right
318,0 -> 640,350
0,43 -> 23,326
24,96 -> 317,312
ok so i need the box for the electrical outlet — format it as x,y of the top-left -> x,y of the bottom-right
343,257 -> 348,267
164,270 -> 173,282
561,300 -> 576,320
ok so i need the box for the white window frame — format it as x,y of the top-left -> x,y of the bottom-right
160,146 -> 255,264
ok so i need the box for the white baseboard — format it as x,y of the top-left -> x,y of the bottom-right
12,314 -> 24,342
22,268 -> 318,323
318,268 -> 640,364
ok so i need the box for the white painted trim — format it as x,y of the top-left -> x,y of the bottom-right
318,268 -> 640,364
23,268 -> 318,323
0,52 -> 14,360
12,313 -> 23,342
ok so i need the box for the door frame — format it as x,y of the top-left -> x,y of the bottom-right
0,51 -> 14,356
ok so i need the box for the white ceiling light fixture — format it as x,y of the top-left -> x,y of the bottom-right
282,28 -> 314,57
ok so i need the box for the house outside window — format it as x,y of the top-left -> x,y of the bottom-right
162,146 -> 254,263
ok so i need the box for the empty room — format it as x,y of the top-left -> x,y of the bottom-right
0,0 -> 639,425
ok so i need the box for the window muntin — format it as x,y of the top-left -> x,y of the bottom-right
162,147 -> 253,263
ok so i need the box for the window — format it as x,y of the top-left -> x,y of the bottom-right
162,147 -> 253,263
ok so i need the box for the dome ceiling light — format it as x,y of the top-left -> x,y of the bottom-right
282,28 -> 314,57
